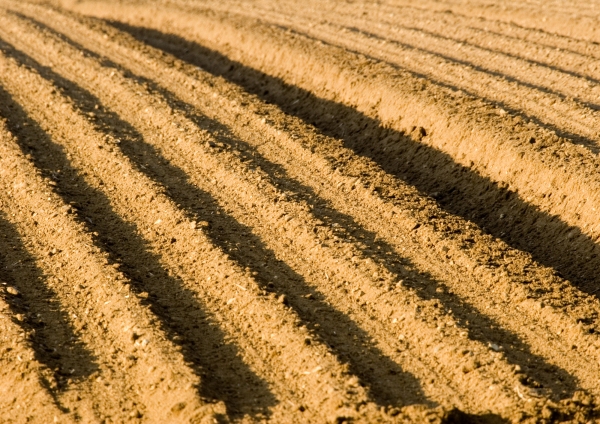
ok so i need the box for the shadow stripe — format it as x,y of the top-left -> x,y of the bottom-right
0,37 -> 275,418
108,20 -> 600,304
23,12 -> 581,404
0,204 -> 97,405
4,13 -> 436,408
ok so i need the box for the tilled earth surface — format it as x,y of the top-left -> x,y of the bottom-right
2,0 -> 600,422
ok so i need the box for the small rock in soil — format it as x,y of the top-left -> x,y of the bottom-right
6,287 -> 20,296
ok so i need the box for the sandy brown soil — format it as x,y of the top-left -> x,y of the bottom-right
2,0 -> 600,422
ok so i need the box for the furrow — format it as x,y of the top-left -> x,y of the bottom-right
8,5 -> 552,415
463,18 -> 600,61
361,4 -> 600,67
0,5 -> 475,414
180,0 -> 600,152
15,4 -> 600,419
0,294 -> 70,423
408,3 -> 600,57
65,4 -> 600,297
2,109 -> 213,421
266,3 -> 600,107
326,3 -> 598,56
333,0 -> 600,60
43,0 -> 600,352
0,13 -> 395,422
0,82 -> 212,422
376,0 -> 600,43
181,0 -> 600,85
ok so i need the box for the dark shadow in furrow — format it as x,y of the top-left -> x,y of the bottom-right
270,5 -> 600,89
4,14 -> 434,408
385,3 -> 600,58
475,24 -> 600,57
168,90 -> 579,400
0,173 -> 98,404
0,39 -> 274,419
299,23 -> 600,153
62,24 -> 582,402
467,27 -> 600,71
111,23 -> 600,307
17,13 -> 577,407
111,115 -> 433,409
357,22 -> 600,106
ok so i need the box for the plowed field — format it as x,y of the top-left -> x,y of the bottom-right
2,0 -> 600,422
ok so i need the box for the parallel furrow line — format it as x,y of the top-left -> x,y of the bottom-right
0,6 -> 481,413
66,4 -> 600,292
188,0 -> 600,82
0,14 -> 392,422
18,4 -> 600,417
0,112 -> 210,421
380,0 -> 600,43
41,1 -> 600,401
0,295 -> 69,423
218,2 -> 600,149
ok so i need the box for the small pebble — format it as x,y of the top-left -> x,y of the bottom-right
278,294 -> 289,305
171,402 -> 186,413
6,287 -> 20,296
129,409 -> 142,418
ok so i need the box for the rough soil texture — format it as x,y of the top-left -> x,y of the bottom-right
2,0 -> 600,422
